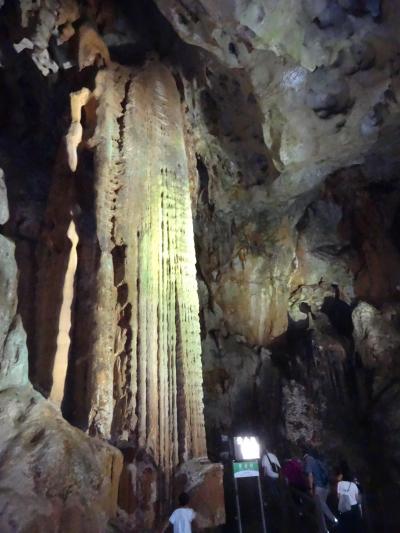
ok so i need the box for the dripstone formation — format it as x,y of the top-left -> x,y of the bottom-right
0,2 -> 222,531
1,0 -> 400,531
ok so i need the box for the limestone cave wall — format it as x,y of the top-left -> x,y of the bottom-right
1,0 -> 400,532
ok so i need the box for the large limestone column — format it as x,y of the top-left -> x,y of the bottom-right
86,60 -> 207,465
62,59 -> 222,529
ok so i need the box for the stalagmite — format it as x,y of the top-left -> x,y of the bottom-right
128,62 -> 206,463
32,146 -> 76,397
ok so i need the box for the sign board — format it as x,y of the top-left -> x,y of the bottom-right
233,461 -> 260,478
232,455 -> 267,533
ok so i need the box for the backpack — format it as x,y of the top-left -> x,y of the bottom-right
282,459 -> 307,490
264,452 -> 281,476
338,482 -> 352,513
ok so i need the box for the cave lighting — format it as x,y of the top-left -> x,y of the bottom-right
234,435 -> 261,460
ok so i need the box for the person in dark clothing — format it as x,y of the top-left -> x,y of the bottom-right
282,458 -> 308,493
303,448 -> 338,533
282,457 -> 318,532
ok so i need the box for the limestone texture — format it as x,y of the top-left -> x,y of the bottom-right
175,458 -> 226,529
0,169 -> 28,391
1,0 -> 400,531
0,165 -> 122,532
0,386 -> 122,533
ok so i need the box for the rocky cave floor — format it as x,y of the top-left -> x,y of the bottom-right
1,0 -> 400,532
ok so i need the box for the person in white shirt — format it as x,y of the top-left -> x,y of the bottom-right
261,450 -> 281,479
163,492 -> 196,533
261,448 -> 284,529
261,449 -> 281,508
336,467 -> 364,533
337,479 -> 359,506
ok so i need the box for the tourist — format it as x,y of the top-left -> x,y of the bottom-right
336,465 -> 363,533
303,446 -> 338,533
282,456 -> 318,532
261,447 -> 281,488
261,446 -> 283,532
163,492 -> 197,533
282,457 -> 307,493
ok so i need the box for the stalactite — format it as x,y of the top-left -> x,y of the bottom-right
78,24 -> 111,71
87,65 -> 130,437
69,59 -> 208,517
115,62 -> 207,466
14,47 -> 217,528
66,87 -> 92,172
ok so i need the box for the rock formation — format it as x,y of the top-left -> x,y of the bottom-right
1,0 -> 400,531
0,167 -> 122,533
1,2 -> 224,530
80,60 -> 207,459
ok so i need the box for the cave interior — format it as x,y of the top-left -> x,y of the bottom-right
1,0 -> 400,531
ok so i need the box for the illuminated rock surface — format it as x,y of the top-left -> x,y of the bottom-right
1,0 -> 400,531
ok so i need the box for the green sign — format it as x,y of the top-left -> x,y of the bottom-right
233,461 -> 260,478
